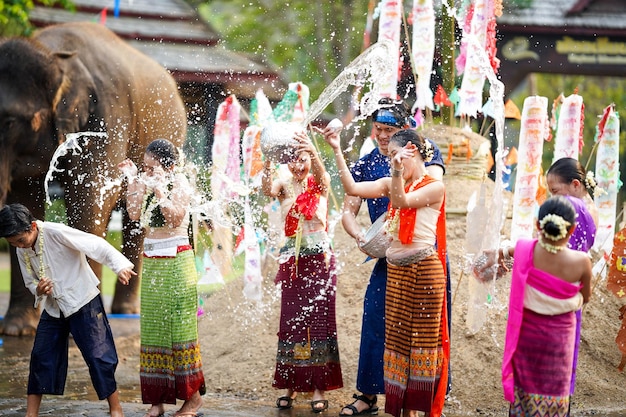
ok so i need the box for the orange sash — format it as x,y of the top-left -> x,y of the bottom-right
387,175 -> 447,275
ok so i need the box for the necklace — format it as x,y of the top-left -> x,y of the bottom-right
24,222 -> 45,284
386,175 -> 426,234
538,239 -> 565,254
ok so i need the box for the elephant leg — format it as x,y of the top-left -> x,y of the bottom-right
1,249 -> 39,336
111,207 -> 142,314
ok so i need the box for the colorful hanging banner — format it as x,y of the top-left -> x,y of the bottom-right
457,0 -> 496,117
552,93 -> 584,162
593,104 -> 621,256
377,0 -> 403,97
288,82 -> 310,124
211,95 -> 241,199
243,90 -> 272,182
510,96 -> 549,242
411,0 -> 435,110
240,202 -> 263,301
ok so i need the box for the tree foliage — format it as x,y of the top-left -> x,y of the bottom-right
198,0 -> 371,117
0,0 -> 74,36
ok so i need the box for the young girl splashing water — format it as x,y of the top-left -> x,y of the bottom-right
262,128 -> 342,413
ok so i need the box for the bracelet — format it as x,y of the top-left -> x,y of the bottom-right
391,167 -> 404,177
502,246 -> 511,261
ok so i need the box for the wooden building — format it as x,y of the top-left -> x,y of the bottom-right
496,0 -> 626,95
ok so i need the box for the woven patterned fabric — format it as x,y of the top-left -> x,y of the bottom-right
383,254 -> 447,417
509,309 -> 575,417
272,252 -> 343,392
139,249 -> 205,404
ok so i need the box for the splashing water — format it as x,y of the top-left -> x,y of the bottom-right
463,34 -> 508,334
44,131 -> 108,205
302,39 -> 396,127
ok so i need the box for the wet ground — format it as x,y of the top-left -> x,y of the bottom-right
1,250 -> 624,417
0,302 -> 349,417
1,314 -> 624,417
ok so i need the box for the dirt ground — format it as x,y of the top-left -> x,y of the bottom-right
161,173 -> 626,416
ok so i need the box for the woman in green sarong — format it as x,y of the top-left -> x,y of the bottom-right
119,139 -> 205,417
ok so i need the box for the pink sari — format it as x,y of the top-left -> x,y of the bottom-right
502,239 -> 582,405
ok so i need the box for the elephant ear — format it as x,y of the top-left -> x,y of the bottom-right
51,51 -> 98,144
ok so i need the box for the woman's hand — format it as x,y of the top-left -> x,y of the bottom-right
391,142 -> 417,170
293,130 -> 316,156
313,125 -> 341,151
118,159 -> 138,183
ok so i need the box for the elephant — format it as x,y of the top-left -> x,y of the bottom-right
0,22 -> 187,335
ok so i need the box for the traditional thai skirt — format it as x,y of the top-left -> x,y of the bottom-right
140,245 -> 205,404
509,309 -> 575,417
384,253 -> 447,417
272,233 -> 343,392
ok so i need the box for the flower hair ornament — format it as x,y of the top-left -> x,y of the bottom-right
420,139 -> 434,163
539,213 -> 571,241
585,170 -> 607,198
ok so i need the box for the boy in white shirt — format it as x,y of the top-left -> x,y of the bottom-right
0,203 -> 136,417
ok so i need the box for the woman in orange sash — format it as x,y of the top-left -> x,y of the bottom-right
323,128 -> 448,417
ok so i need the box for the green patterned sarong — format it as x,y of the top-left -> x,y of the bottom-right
140,248 -> 205,404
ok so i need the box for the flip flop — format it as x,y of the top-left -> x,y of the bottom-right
276,396 -> 294,410
310,399 -> 329,413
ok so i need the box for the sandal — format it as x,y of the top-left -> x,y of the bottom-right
310,399 -> 329,413
339,394 -> 379,416
276,396 -> 294,410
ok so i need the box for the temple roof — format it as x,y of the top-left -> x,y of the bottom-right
30,0 -> 286,99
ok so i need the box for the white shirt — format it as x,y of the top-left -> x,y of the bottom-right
17,220 -> 134,318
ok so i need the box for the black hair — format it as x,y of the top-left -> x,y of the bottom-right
537,195 -> 576,239
146,138 -> 179,169
0,203 -> 35,238
371,97 -> 412,128
389,129 -> 431,161
547,157 -> 594,196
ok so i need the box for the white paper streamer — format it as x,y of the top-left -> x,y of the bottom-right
377,0 -> 403,97
593,104 -> 621,257
457,0 -> 490,117
510,96 -> 549,242
553,93 -> 584,162
411,0 -> 435,110
464,35 -> 507,334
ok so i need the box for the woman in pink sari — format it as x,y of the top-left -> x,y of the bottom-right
495,196 -> 591,416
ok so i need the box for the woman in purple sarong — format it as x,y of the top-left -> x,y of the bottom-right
546,157 -> 598,396
494,196 -> 591,416
546,157 -> 598,252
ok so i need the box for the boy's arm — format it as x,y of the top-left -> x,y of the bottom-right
53,223 -> 134,274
